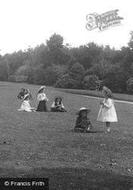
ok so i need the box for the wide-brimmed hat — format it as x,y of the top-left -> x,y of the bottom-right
38,86 -> 46,93
76,107 -> 91,115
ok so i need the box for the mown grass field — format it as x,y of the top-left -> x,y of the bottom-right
0,82 -> 133,190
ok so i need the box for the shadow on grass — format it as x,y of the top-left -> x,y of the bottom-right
0,167 -> 133,190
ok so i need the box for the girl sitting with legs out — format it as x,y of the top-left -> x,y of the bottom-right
97,86 -> 118,133
51,96 -> 67,112
17,88 -> 32,100
74,107 -> 93,132
18,94 -> 35,112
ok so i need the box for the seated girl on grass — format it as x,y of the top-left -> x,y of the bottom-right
51,96 -> 67,112
74,107 -> 93,132
17,88 -> 32,100
18,93 -> 35,112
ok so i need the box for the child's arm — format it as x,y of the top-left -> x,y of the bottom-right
103,99 -> 112,108
51,102 -> 55,108
43,94 -> 48,101
61,103 -> 65,108
37,94 -> 41,101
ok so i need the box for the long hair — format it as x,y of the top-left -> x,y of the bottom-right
17,88 -> 26,100
54,97 -> 62,106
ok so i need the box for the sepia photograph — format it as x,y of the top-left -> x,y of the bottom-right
0,0 -> 133,189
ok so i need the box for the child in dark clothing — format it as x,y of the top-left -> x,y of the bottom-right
74,107 -> 93,132
51,97 -> 67,112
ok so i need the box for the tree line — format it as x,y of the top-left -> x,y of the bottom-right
1,32 -> 133,93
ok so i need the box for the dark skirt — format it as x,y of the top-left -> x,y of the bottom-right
36,100 -> 47,112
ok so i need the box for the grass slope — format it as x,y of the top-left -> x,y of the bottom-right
0,82 -> 133,189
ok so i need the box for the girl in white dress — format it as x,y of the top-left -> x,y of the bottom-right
97,86 -> 118,132
18,94 -> 35,112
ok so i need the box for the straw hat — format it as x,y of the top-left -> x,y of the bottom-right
77,107 -> 91,115
38,86 -> 46,93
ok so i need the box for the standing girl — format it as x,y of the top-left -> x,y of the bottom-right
36,86 -> 48,112
97,86 -> 118,133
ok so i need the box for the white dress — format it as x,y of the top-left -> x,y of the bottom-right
18,100 -> 35,112
97,98 -> 118,122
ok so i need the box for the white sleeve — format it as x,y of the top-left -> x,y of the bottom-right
61,103 -> 65,108
43,94 -> 48,101
51,102 -> 55,108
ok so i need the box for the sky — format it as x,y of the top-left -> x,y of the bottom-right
0,0 -> 132,55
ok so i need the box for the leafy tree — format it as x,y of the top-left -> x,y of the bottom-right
4,51 -> 27,75
47,33 -> 63,50
55,74 -> 79,89
15,64 -> 29,76
0,60 -> 8,81
87,58 -> 112,79
126,78 -> 133,93
103,65 -> 127,93
70,43 -> 103,69
82,75 -> 99,90
43,66 -> 59,85
69,62 -> 85,80
128,31 -> 133,50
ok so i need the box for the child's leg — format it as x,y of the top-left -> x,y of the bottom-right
106,122 -> 111,132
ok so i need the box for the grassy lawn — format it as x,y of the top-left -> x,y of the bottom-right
0,82 -> 133,189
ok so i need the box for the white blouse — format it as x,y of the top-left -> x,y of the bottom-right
37,93 -> 48,101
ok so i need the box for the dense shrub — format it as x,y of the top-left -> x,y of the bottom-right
126,78 -> 133,93
82,75 -> 99,90
55,74 -> 80,89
